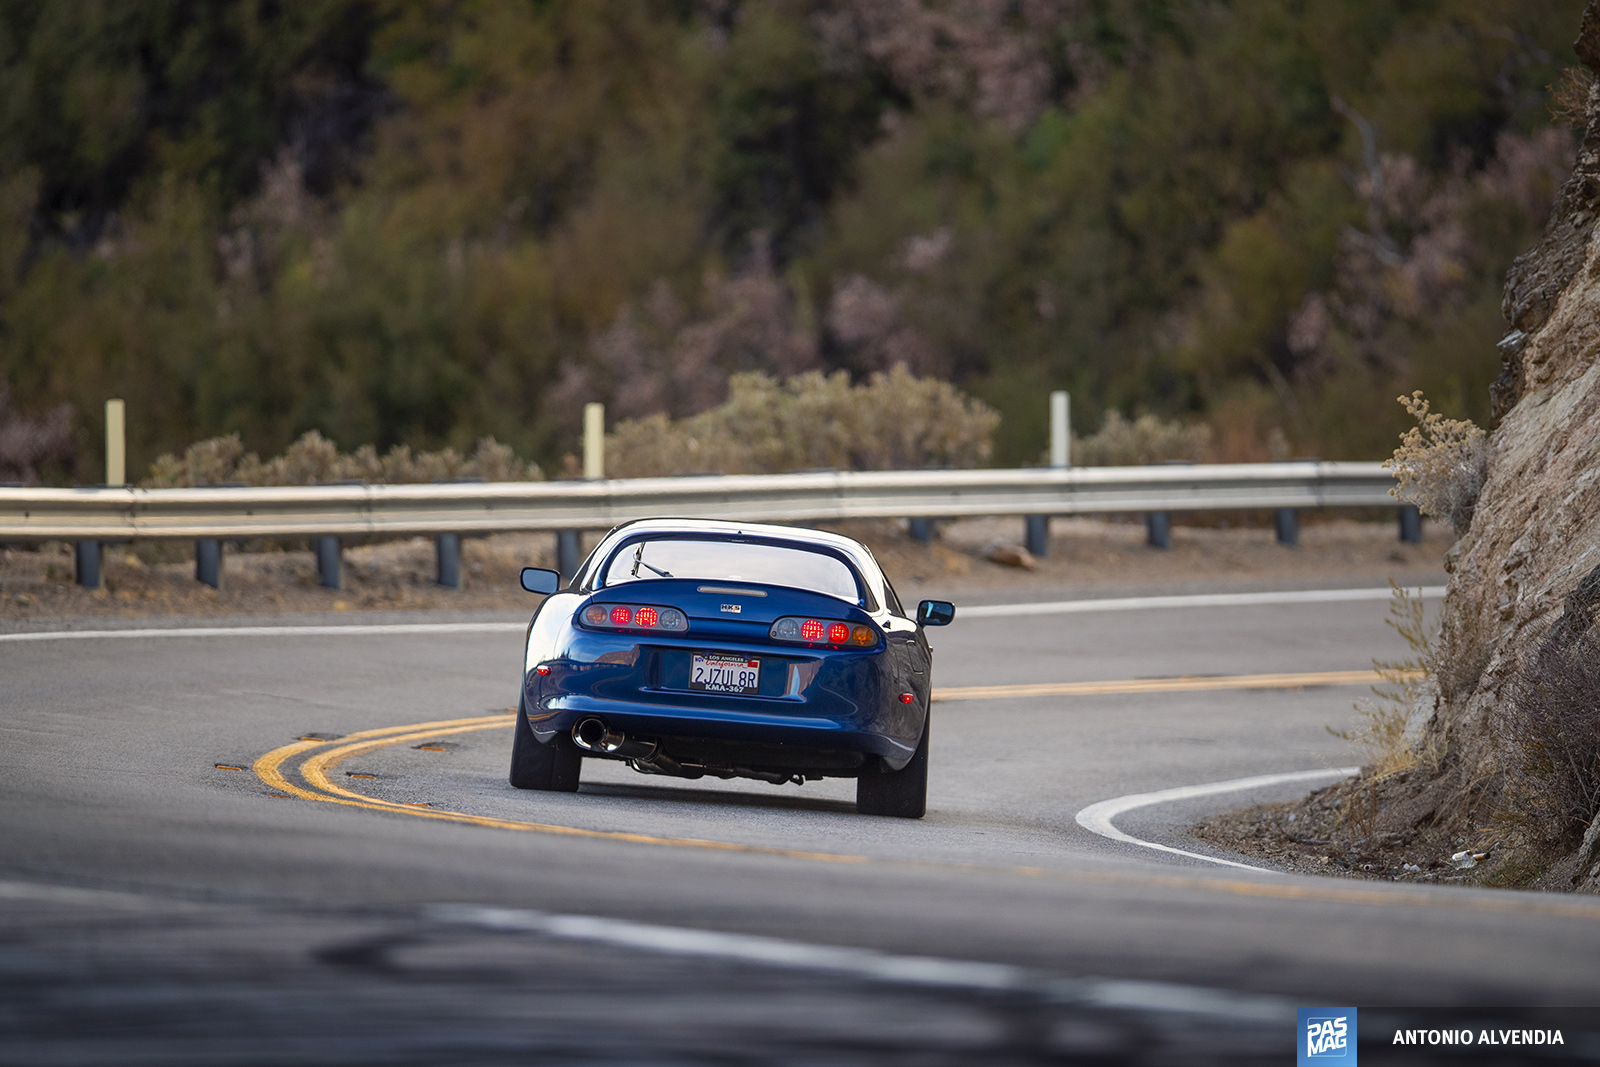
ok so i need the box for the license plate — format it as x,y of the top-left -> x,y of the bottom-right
689,654 -> 760,695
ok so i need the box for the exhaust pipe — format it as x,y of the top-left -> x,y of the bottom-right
571,717 -> 658,761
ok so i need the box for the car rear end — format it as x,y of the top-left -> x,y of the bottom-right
523,577 -> 923,780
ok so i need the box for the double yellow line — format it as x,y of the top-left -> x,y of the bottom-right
251,667 -> 1406,858
253,712 -> 872,862
247,670 -> 1600,921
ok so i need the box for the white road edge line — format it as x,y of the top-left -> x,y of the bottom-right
1075,767 -> 1362,873
958,585 -> 1445,618
0,622 -> 526,642
427,903 -> 1294,1023
0,585 -> 1444,642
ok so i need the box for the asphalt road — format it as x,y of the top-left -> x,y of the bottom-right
3,586 -> 1598,1065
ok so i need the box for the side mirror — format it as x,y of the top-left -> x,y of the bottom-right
916,600 -> 955,627
520,567 -> 561,595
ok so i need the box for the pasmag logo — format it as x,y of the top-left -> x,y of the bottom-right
1298,1007 -> 1357,1066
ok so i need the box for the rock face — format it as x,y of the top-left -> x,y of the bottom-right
1419,0 -> 1600,886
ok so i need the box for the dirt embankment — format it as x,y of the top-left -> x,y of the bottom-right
1201,1 -> 1600,892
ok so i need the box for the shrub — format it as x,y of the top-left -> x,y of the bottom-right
1498,621 -> 1600,847
0,384 -> 73,485
605,367 -> 998,477
1385,391 -> 1487,536
144,431 -> 542,487
1071,411 -> 1211,466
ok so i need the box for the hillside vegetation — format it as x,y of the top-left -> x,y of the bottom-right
0,0 -> 1584,480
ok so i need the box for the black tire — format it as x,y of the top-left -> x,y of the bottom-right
857,712 -> 928,818
509,693 -> 582,791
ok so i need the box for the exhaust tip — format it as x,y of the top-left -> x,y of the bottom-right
573,717 -> 618,753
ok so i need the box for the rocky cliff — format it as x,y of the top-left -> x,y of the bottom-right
1409,0 -> 1600,889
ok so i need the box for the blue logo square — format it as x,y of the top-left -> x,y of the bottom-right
1297,1007 -> 1357,1066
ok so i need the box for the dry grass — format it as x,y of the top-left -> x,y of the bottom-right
1497,628 -> 1600,848
1329,581 -> 1438,777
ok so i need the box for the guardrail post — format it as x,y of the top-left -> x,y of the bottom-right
1025,514 -> 1049,558
74,541 -> 101,588
557,531 -> 581,582
436,533 -> 460,589
315,536 -> 341,589
195,539 -> 221,588
105,399 -> 127,487
908,518 -> 932,543
1398,504 -> 1422,543
1274,508 -> 1299,547
1145,512 -> 1170,550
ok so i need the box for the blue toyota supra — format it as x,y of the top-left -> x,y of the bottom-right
512,518 -> 954,817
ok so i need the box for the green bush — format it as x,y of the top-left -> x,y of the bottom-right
606,367 -> 998,477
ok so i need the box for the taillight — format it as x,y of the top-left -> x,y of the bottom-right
770,616 -> 878,648
581,603 -> 688,632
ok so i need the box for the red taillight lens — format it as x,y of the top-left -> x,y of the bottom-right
582,603 -> 688,632
899,692 -> 914,703
771,616 -> 879,648
535,665 -> 551,676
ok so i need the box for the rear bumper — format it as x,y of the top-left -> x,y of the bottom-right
526,693 -> 915,764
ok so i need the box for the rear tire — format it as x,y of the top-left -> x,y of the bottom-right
509,692 -> 582,792
857,712 -> 928,818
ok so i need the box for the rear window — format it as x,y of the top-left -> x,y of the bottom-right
602,538 -> 864,605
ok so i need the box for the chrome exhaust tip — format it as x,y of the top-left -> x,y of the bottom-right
573,717 -> 623,753
572,718 -> 661,762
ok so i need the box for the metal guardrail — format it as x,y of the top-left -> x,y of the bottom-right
0,462 -> 1396,540
0,462 -> 1414,590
